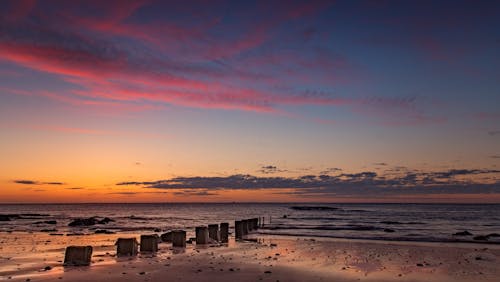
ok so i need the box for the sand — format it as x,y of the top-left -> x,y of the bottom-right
1,232 -> 499,281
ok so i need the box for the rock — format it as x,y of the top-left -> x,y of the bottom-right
69,217 -> 113,227
154,228 -> 161,232
416,263 -> 423,267
95,229 -> 115,234
98,217 -> 114,224
68,218 -> 98,227
34,220 -> 57,225
0,215 -> 11,221
383,228 -> 395,233
453,231 -> 473,236
486,233 -> 500,237
44,266 -> 52,271
473,235 -> 489,241
160,231 -> 173,242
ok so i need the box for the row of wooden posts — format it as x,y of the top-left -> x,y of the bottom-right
63,217 -> 263,266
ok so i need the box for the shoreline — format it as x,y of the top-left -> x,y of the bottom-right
1,232 -> 499,281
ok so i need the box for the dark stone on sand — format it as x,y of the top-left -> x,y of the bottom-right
383,228 -> 395,233
41,229 -> 57,232
160,231 -> 173,242
453,231 -> 473,236
487,233 -> 500,237
95,229 -> 115,234
154,228 -> 161,232
0,215 -> 11,221
473,235 -> 489,241
34,220 -> 57,225
44,266 -> 52,271
69,217 -> 98,227
416,263 -> 423,267
98,217 -> 114,224
69,217 -> 113,227
290,206 -> 338,211
264,270 -> 272,274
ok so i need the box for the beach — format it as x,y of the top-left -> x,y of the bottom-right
1,232 -> 499,282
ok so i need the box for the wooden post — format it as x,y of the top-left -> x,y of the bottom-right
208,224 -> 219,242
220,222 -> 229,243
64,246 -> 92,266
235,220 -> 243,240
241,219 -> 249,235
195,226 -> 209,245
172,230 -> 186,248
116,238 -> 138,256
140,234 -> 159,252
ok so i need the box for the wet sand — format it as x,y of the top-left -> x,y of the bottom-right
1,232 -> 499,281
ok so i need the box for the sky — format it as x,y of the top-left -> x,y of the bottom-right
0,0 -> 499,203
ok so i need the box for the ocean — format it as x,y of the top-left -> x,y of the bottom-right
1,203 -> 499,244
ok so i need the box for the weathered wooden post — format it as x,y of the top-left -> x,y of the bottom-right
140,234 -> 159,252
208,224 -> 219,242
64,246 -> 92,266
235,220 -> 243,240
241,219 -> 249,235
172,230 -> 186,248
253,218 -> 259,229
116,238 -> 139,256
220,222 -> 229,243
195,226 -> 209,245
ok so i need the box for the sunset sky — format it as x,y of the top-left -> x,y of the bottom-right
0,0 -> 499,203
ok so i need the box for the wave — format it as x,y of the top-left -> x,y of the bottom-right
290,206 -> 339,211
262,224 -> 385,231
257,231 -> 500,244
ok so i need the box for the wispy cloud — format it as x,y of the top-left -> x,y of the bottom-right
0,0 -> 442,125
116,168 -> 500,198
488,130 -> 500,136
14,180 -> 65,185
258,165 -> 287,174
